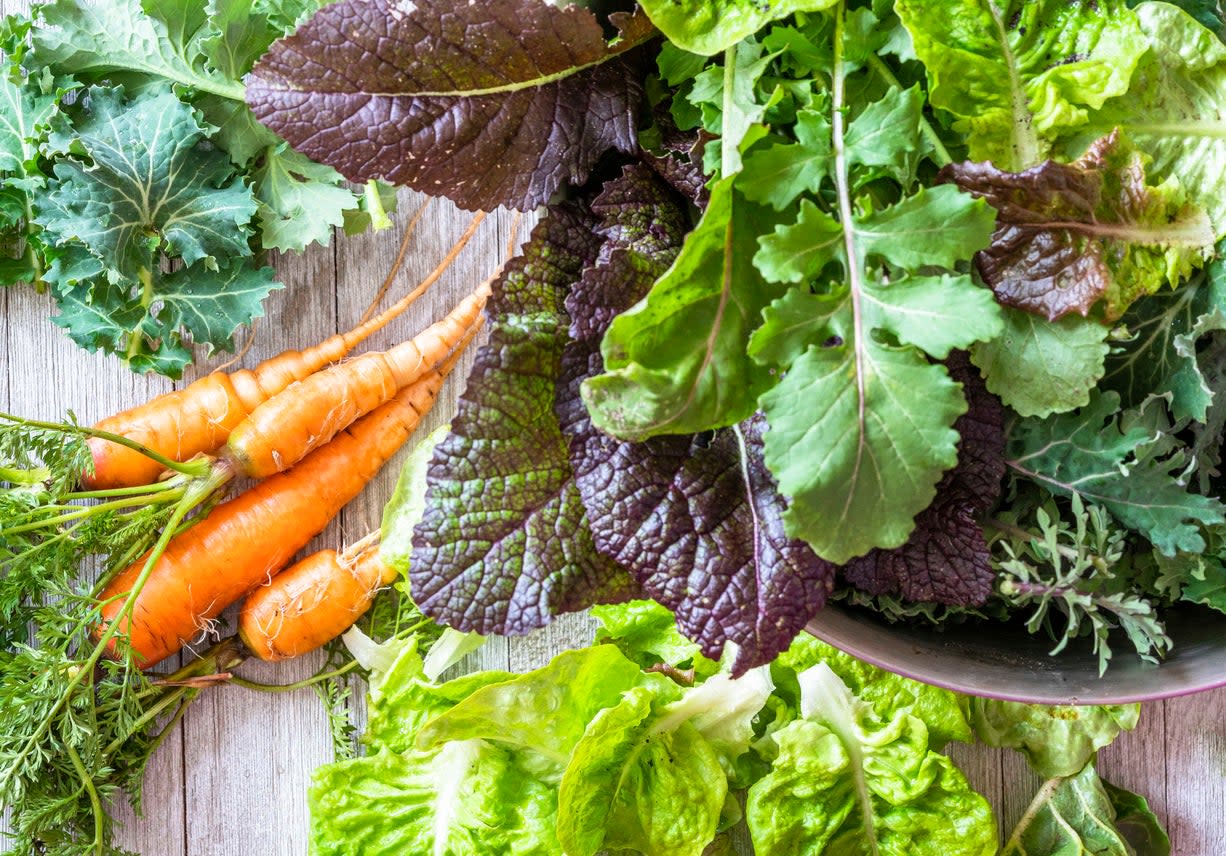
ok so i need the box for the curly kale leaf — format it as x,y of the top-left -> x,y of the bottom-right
1008,391 -> 1226,556
942,131 -> 1214,322
248,0 -> 656,211
409,203 -> 639,635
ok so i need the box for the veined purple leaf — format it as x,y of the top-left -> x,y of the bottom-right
842,353 -> 1005,605
409,203 -> 639,635
247,0 -> 657,211
558,165 -> 836,674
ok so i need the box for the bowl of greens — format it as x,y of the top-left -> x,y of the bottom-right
246,0 -> 1226,701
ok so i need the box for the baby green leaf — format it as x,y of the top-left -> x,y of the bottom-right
584,177 -> 782,440
897,0 -> 1147,170
972,307 -> 1110,417
739,106 -> 832,210
942,131 -> 1214,322
1003,763 -> 1144,856
1069,3 -> 1226,236
636,0 -> 838,56
251,143 -> 357,252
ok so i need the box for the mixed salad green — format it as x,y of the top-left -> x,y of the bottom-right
248,0 -> 1226,673
309,599 -> 1159,855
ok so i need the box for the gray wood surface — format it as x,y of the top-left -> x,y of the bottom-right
0,4 -> 1222,847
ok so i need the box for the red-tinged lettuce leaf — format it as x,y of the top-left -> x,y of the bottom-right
409,203 -> 639,635
941,131 -> 1214,322
246,0 -> 657,212
842,353 -> 1005,605
557,165 -> 835,675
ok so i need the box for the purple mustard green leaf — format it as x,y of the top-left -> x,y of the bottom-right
246,0 -> 657,211
941,131 -> 1215,322
556,166 -> 835,675
842,353 -> 1005,605
409,203 -> 640,636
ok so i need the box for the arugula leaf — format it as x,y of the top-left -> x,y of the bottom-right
37,85 -> 258,280
942,131 -> 1214,321
636,0 -> 837,56
972,307 -> 1110,417
1071,3 -> 1226,236
1008,391 -> 1226,555
896,0 -> 1147,171
1003,762 -> 1148,856
247,0 -> 656,211
970,699 -> 1139,778
584,176 -> 781,439
739,105 -> 833,210
408,204 -> 639,636
842,354 -> 1005,605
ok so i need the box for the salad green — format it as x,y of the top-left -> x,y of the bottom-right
309,600 -> 1160,855
249,0 -> 1226,671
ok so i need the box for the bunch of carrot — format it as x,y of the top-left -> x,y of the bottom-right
91,216 -> 496,669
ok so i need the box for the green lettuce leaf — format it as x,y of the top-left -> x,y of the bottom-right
636,0 -> 837,56
970,699 -> 1140,778
556,687 -> 728,856
379,424 -> 450,578
1070,3 -> 1226,236
583,177 -> 782,440
1003,762 -> 1150,856
896,0 -> 1147,170
310,738 -> 561,856
590,599 -> 720,680
746,664 -> 996,856
971,307 -> 1110,417
1104,779 -> 1173,855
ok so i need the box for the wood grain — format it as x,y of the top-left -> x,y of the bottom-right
0,3 -> 1224,849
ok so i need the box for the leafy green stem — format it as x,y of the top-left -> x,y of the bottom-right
64,741 -> 105,856
0,464 -> 50,484
230,659 -> 361,693
866,53 -> 952,167
831,1 -> 869,473
721,45 -> 739,177
0,412 -> 217,477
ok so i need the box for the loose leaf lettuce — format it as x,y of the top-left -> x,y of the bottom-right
896,0 -> 1147,170
970,699 -> 1140,778
409,204 -> 639,636
1071,3 -> 1226,236
747,664 -> 996,856
1003,762 -> 1147,856
942,131 -> 1214,321
636,0 -> 838,56
248,0 -> 656,211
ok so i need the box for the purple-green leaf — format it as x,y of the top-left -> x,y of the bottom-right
557,166 -> 835,674
842,354 -> 1005,605
246,0 -> 657,211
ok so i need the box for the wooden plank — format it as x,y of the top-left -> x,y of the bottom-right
1162,691 -> 1226,855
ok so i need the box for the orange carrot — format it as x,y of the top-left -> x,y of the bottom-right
83,212 -> 486,490
223,277 -> 491,480
237,535 -> 394,661
96,337 -> 470,668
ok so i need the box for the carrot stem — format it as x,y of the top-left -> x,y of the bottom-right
0,412 -> 211,477
65,742 -> 105,856
360,198 -> 432,323
230,659 -> 361,693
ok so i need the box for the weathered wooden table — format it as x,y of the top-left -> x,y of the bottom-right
2,148 -> 1224,856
